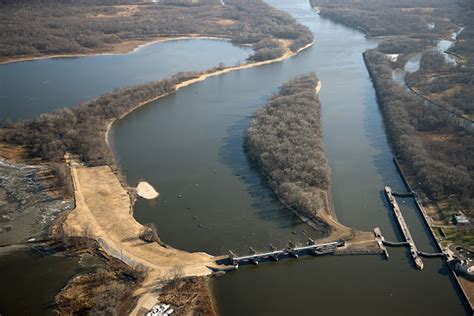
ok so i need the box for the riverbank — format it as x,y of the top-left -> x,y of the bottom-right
0,144 -> 74,247
244,74 -> 374,246
0,35 -> 231,65
104,40 -> 315,143
61,158 -> 216,314
1,0 -> 314,69
363,47 -> 474,312
52,39 -> 314,314
393,156 -> 474,310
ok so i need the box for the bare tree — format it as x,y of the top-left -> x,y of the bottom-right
139,223 -> 160,243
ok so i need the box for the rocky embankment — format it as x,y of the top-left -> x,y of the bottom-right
0,158 -> 73,247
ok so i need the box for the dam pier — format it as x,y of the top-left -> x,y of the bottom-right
216,240 -> 346,268
212,185 -> 447,272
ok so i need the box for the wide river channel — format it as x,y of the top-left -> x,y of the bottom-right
0,0 -> 468,314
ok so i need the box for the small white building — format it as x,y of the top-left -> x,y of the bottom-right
453,259 -> 474,280
454,214 -> 470,225
385,54 -> 399,62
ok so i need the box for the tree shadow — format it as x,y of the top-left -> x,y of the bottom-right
217,114 -> 323,241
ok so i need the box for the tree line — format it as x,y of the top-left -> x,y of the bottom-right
245,74 -> 331,222
311,0 -> 464,38
364,50 -> 473,216
1,71 -> 210,165
406,51 -> 474,117
314,0 -> 473,228
0,0 -> 313,62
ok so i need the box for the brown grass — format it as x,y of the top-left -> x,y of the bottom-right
90,5 -> 140,19
61,157 -> 219,313
458,277 -> 474,308
400,7 -> 433,14
0,143 -> 29,162
108,37 -> 164,54
213,19 -> 236,26
159,276 -> 217,316
415,131 -> 456,143
56,258 -> 143,315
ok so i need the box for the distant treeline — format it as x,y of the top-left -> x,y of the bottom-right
1,71 -> 208,165
406,51 -> 474,117
245,74 -> 331,223
364,50 -> 473,215
0,0 -> 313,62
452,9 -> 474,64
311,0 -> 463,38
313,0 -> 473,220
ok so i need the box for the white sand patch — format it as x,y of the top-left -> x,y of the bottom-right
386,54 -> 399,62
315,80 -> 322,94
137,181 -> 159,199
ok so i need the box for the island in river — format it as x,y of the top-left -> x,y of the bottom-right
0,20 -> 376,316
245,74 -> 376,247
311,0 -> 473,305
0,0 -> 313,65
0,18 -> 321,313
1,0 -> 472,314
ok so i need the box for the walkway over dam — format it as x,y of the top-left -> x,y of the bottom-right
215,240 -> 346,268
212,185 -> 446,272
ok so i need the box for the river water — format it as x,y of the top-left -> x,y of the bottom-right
0,250 -> 80,315
0,0 -> 468,314
392,27 -> 462,84
0,39 -> 249,315
111,0 -> 466,314
0,39 -> 250,122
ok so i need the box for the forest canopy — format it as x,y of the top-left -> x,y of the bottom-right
313,0 -> 473,227
0,0 -> 313,62
245,74 -> 331,222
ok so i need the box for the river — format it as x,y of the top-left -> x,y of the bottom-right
0,0 -> 468,314
111,0 -> 466,314
0,39 -> 249,315
0,39 -> 250,122
0,249 -> 81,315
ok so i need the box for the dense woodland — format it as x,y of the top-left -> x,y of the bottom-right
0,0 -> 312,62
406,51 -> 474,118
311,0 -> 463,38
313,0 -> 473,228
245,74 -> 331,222
312,0 -> 474,117
364,50 -> 473,217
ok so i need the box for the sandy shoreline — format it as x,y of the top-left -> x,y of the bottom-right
1,36 -> 376,313
136,181 -> 159,200
104,41 -> 315,143
101,38 -> 374,262
70,40 -> 314,314
62,160 -> 217,314
315,80 -> 322,94
0,35 -> 231,65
